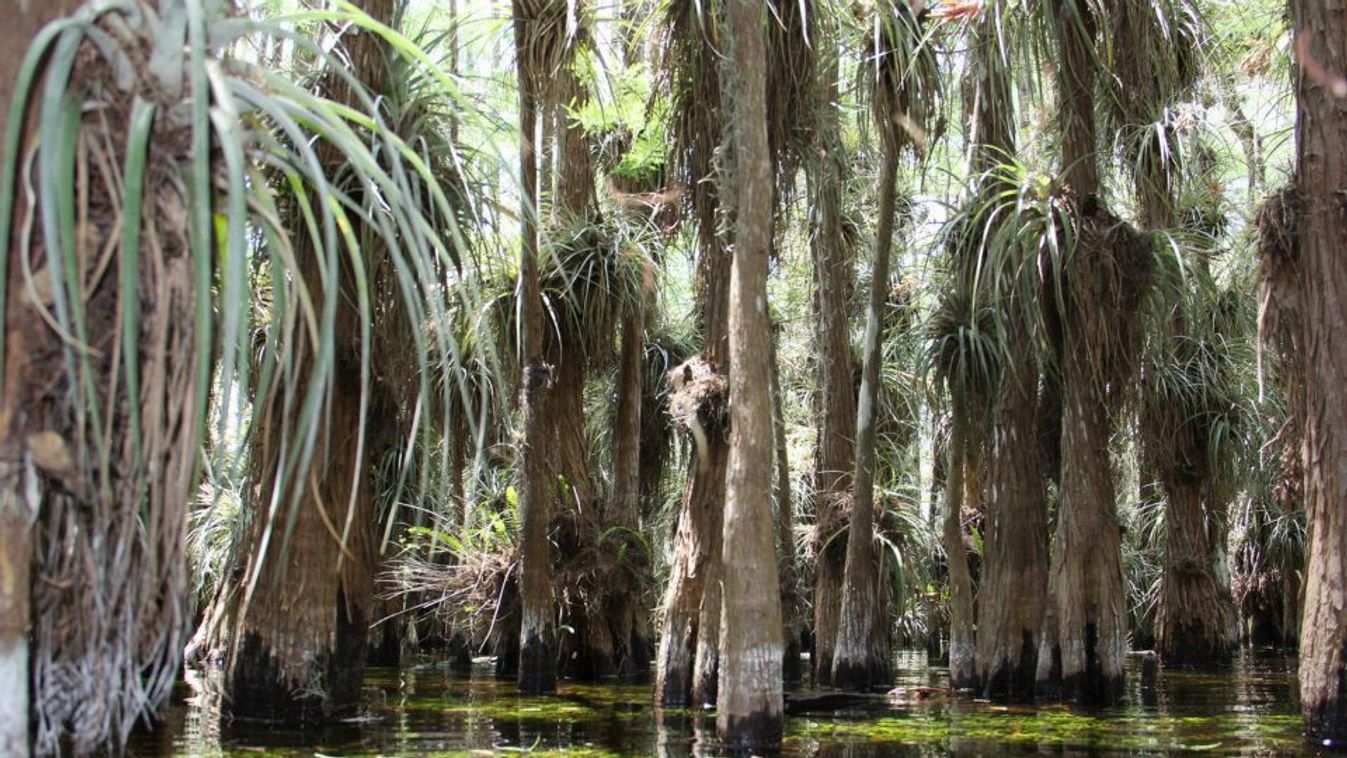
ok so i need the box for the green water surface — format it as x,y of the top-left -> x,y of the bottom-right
130,650 -> 1312,756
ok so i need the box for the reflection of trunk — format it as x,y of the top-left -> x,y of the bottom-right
717,0 -> 783,747
976,331 -> 1048,699
808,42 -> 855,688
1291,0 -> 1347,741
942,421 -> 977,689
1154,479 -> 1236,664
512,0 -> 556,695
655,245 -> 730,706
832,140 -> 898,690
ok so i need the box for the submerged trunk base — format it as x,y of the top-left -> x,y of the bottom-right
980,632 -> 1038,701
518,630 -> 558,695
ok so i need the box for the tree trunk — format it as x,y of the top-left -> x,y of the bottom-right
975,335 -> 1048,699
770,327 -> 804,684
832,140 -> 899,691
0,461 -> 36,758
942,420 -> 977,690
1154,478 -> 1236,664
1034,0 -> 1129,705
808,42 -> 856,689
1037,357 -> 1127,702
718,0 -> 783,749
2,5 -> 105,753
655,247 -> 730,707
1291,0 -> 1347,742
512,0 -> 557,695
226,0 -> 395,718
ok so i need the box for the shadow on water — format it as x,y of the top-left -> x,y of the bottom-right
129,649 -> 1310,756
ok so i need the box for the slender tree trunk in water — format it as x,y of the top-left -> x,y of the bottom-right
610,290 -> 653,678
770,329 -> 804,683
942,420 -> 977,689
513,0 -> 557,695
655,240 -> 730,707
808,44 -> 856,688
227,2 -> 393,719
1291,0 -> 1347,742
1154,479 -> 1236,664
718,1 -> 783,749
832,144 -> 899,691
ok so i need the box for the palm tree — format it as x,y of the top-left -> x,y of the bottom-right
654,0 -> 731,707
807,10 -> 857,691
718,0 -> 783,748
1035,0 -> 1153,703
961,0 -> 1051,701
3,0 -> 469,749
833,0 -> 939,691
1287,0 -> 1347,740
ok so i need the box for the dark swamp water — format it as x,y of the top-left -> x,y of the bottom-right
129,650 -> 1320,756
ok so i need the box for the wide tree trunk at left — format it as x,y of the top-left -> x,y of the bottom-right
1291,0 -> 1347,743
1,7 -> 83,752
718,0 -> 783,749
226,0 -> 397,719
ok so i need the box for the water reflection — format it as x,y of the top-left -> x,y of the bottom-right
128,650 -> 1308,756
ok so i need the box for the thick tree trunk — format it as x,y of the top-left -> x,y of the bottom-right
1154,479 -> 1236,665
808,44 -> 856,689
718,0 -> 783,749
1037,360 -> 1127,702
975,336 -> 1048,699
1,5 -> 96,753
1035,0 -> 1128,705
228,370 -> 377,720
1291,0 -> 1347,742
228,1 -> 395,719
832,144 -> 899,691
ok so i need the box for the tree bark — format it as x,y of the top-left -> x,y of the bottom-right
1291,0 -> 1347,742
832,139 -> 899,691
942,420 -> 977,690
655,243 -> 730,707
513,0 -> 558,695
808,40 -> 856,689
770,327 -> 804,683
1154,478 -> 1236,664
1037,356 -> 1127,702
718,0 -> 783,749
1,5 -> 99,753
227,0 -> 396,720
